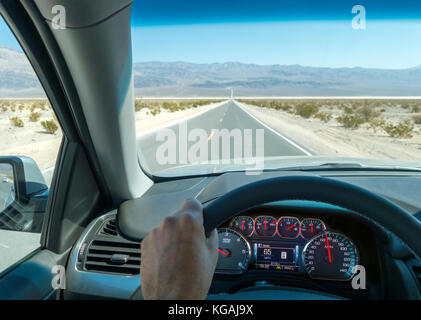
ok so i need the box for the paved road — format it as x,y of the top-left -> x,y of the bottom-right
137,100 -> 312,174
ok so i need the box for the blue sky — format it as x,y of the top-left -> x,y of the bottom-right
2,0 -> 421,69
130,0 -> 421,68
131,20 -> 421,69
0,19 -> 21,51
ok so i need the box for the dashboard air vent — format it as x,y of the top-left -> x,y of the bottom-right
85,240 -> 141,275
99,218 -> 118,237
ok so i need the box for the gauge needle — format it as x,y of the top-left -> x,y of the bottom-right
311,221 -> 314,233
264,218 -> 267,230
287,223 -> 297,230
325,235 -> 332,264
242,219 -> 245,231
218,248 -> 229,256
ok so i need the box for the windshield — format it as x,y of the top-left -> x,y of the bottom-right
131,0 -> 421,177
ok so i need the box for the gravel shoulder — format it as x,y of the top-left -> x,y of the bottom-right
237,101 -> 421,162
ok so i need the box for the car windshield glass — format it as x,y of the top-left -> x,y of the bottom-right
131,0 -> 421,177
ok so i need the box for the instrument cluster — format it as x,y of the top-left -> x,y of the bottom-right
216,215 -> 360,282
230,215 -> 326,239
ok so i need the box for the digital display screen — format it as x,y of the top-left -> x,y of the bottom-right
254,243 -> 299,271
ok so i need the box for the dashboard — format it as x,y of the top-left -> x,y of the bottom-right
64,171 -> 421,300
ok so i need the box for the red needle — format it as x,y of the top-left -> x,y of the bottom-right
311,221 -> 314,233
218,249 -> 229,256
287,223 -> 297,230
325,235 -> 332,264
242,219 -> 245,231
264,218 -> 267,230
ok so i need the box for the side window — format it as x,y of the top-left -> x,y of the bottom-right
0,17 -> 62,273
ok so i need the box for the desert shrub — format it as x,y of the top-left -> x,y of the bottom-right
412,114 -> 421,124
10,116 -> 24,127
41,119 -> 58,134
411,105 -> 421,113
343,106 -> 356,114
400,102 -> 410,109
28,104 -> 37,112
135,99 -> 148,112
150,107 -> 161,116
29,112 -> 41,122
273,102 -> 292,112
368,117 -> 386,133
10,106 -> 16,112
383,120 -> 414,138
1,106 -> 8,112
294,103 -> 319,118
336,113 -> 365,129
357,105 -> 381,122
314,112 -> 332,123
18,104 -> 25,111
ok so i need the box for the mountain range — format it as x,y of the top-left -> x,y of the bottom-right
1,46 -> 421,98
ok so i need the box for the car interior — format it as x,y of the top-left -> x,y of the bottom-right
0,0 -> 420,300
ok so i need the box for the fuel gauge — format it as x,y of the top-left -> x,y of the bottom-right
230,216 -> 254,237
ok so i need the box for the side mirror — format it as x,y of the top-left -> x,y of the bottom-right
0,156 -> 49,233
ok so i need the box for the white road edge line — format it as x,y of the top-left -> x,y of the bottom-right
136,100 -> 229,139
234,101 -> 313,156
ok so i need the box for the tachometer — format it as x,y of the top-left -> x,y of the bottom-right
302,231 -> 359,281
216,228 -> 251,274
300,218 -> 325,239
230,216 -> 254,237
254,216 -> 277,237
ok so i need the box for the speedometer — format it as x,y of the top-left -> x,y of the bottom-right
302,231 -> 359,281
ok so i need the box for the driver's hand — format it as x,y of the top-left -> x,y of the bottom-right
140,198 -> 218,300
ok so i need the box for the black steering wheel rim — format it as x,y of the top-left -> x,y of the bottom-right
203,175 -> 421,259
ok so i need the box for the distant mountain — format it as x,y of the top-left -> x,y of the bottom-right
133,61 -> 421,97
0,46 -> 44,98
1,46 -> 421,98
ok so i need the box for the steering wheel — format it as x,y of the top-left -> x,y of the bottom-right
202,175 -> 421,299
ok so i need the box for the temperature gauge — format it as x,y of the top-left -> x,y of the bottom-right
300,218 -> 326,239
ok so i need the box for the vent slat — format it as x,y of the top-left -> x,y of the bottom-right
99,218 -> 118,237
85,263 -> 139,275
92,240 -> 140,249
86,257 -> 140,266
85,260 -> 139,268
89,246 -> 140,254
89,248 -> 140,257
86,253 -> 141,262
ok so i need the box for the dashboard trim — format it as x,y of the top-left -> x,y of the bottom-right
66,211 -> 140,299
